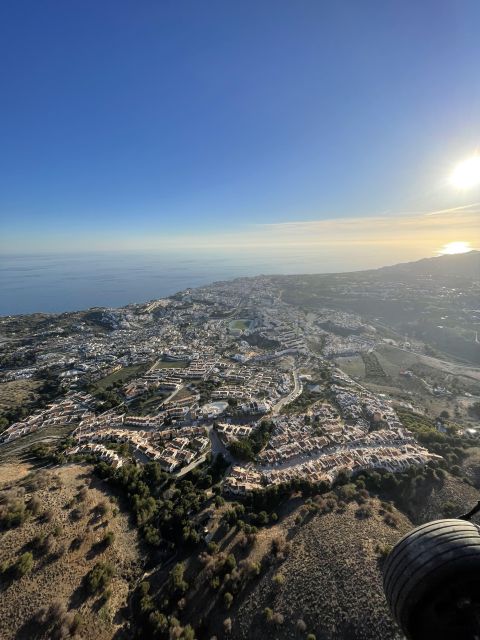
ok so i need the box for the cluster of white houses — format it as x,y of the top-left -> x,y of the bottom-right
70,410 -> 210,473
68,442 -> 124,468
223,370 -> 441,495
225,443 -> 440,496
0,392 -> 95,444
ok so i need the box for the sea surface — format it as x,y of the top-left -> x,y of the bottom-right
0,249 -> 349,316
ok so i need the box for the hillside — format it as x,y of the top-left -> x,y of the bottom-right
375,249 -> 480,280
0,463 -> 143,640
228,499 -> 412,640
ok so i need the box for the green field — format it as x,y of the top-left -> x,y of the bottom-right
229,319 -> 251,332
335,355 -> 365,379
361,352 -> 388,379
154,360 -> 189,369
126,389 -> 169,416
93,364 -> 149,392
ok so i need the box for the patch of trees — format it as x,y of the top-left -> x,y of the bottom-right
30,442 -> 67,466
228,420 -> 275,462
95,460 -> 212,553
398,409 -> 476,472
355,463 -> 445,517
86,386 -> 124,410
286,384 -> 325,414
136,580 -> 195,640
193,379 -> 222,404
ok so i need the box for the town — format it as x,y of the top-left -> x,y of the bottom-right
0,276 -> 444,494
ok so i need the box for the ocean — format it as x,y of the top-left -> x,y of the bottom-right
0,249 -> 342,316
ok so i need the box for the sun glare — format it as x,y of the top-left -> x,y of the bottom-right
439,241 -> 472,255
450,155 -> 480,189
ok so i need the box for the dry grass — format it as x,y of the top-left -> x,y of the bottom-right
230,499 -> 412,640
0,463 -> 142,640
412,471 -> 480,523
0,380 -> 43,415
0,461 -> 33,486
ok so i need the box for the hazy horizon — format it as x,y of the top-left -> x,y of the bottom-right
1,245 -> 477,316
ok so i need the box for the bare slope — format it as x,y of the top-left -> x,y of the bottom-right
232,500 -> 411,640
0,463 -> 143,640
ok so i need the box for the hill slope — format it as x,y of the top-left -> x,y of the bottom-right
228,500 -> 412,640
375,250 -> 480,280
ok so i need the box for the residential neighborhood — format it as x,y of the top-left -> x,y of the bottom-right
0,276 -> 449,490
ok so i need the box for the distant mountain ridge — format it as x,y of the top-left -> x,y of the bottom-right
374,250 -> 480,279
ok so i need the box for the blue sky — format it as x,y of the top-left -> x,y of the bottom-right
1,0 -> 479,256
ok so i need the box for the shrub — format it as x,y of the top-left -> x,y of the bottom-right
223,617 -> 232,634
29,495 -> 42,515
443,500 -> 457,517
103,531 -> 115,547
272,572 -> 286,587
170,562 -> 188,594
224,591 -> 234,609
272,612 -> 284,625
182,625 -> 195,640
264,607 -> 273,622
296,619 -> 307,632
70,612 -> 83,635
77,487 -> 88,502
337,483 -> 356,501
271,535 -> 287,554
242,560 -> 261,577
375,542 -> 392,558
256,511 -> 269,526
210,576 -> 220,590
207,541 -> 219,554
149,610 -> 168,634
0,498 -> 27,528
44,508 -> 55,522
336,500 -> 347,513
383,512 -> 399,528
307,635 -> 317,640
70,505 -> 86,521
97,500 -> 109,516
15,552 -> 34,577
0,560 -> 10,575
86,562 -> 114,594
43,533 -> 56,554
355,505 -> 373,519
48,599 -> 66,623
225,554 -> 236,572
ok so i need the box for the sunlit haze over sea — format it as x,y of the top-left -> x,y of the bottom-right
2,242 -> 465,316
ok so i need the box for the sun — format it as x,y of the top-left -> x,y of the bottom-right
439,241 -> 472,255
450,155 -> 480,189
